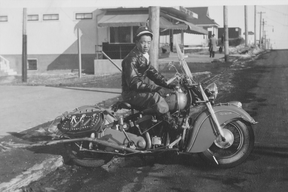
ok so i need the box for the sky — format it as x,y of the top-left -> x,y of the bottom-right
1,0 -> 287,49
208,5 -> 288,49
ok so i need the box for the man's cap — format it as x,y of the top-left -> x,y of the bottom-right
134,26 -> 153,41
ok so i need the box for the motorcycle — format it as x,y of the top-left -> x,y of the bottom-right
46,43 -> 257,168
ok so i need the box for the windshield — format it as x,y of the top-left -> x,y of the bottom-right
174,39 -> 195,84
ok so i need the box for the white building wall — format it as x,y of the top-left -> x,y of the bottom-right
159,28 -> 217,48
159,34 -> 207,47
183,33 -> 207,46
183,27 -> 218,47
0,7 -> 23,54
0,7 -> 101,55
0,2 -> 109,73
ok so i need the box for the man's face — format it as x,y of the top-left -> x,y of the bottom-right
136,35 -> 152,54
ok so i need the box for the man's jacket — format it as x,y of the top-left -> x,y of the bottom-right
121,47 -> 170,93
210,37 -> 218,51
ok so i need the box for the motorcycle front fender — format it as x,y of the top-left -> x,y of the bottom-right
185,102 -> 257,153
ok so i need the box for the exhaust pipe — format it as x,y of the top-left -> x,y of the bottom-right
33,137 -> 144,154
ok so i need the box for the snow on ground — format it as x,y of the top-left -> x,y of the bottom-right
229,44 -> 264,59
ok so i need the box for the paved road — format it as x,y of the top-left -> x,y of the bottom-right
0,86 -> 121,137
22,50 -> 288,192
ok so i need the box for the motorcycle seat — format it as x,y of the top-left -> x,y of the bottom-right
118,101 -> 133,109
111,101 -> 134,111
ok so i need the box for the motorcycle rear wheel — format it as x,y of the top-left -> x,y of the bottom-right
199,120 -> 254,168
65,142 -> 113,167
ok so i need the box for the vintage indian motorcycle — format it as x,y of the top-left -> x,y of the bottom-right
48,43 -> 257,168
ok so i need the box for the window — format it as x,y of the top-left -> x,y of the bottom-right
110,26 -> 138,43
28,15 -> 39,21
75,13 -> 93,20
27,59 -> 37,70
132,26 -> 138,39
0,15 -> 8,22
43,14 -> 59,21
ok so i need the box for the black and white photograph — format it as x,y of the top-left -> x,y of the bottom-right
0,0 -> 288,191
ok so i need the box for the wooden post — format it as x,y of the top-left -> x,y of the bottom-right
223,6 -> 229,62
258,11 -> 265,48
77,28 -> 82,78
262,19 -> 266,49
169,29 -> 173,52
181,30 -> 184,53
254,5 -> 257,47
244,5 -> 248,46
149,6 -> 160,70
260,13 -> 262,47
22,8 -> 27,82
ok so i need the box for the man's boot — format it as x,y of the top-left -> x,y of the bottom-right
161,112 -> 178,130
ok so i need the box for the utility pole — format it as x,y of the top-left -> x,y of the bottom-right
169,30 -> 173,52
223,6 -> 229,62
22,8 -> 27,82
181,30 -> 184,52
244,5 -> 248,46
149,6 -> 160,70
258,11 -> 265,48
77,28 -> 82,78
263,19 -> 267,49
254,5 -> 257,47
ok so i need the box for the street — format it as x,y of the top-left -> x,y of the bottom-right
23,50 -> 288,192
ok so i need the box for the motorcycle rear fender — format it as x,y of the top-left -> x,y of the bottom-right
185,102 -> 257,153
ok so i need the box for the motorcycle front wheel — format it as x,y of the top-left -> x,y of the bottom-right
65,142 -> 113,167
199,120 -> 255,168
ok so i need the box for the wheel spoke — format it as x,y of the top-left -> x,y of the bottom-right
211,122 -> 244,158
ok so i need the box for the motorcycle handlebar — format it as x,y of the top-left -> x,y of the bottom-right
166,76 -> 178,85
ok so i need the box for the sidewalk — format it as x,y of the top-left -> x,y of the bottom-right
0,86 -> 121,191
0,86 -> 121,137
159,52 -> 223,64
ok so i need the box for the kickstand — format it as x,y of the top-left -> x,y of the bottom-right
207,149 -> 219,165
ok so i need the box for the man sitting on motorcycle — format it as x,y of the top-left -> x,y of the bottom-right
121,26 -> 177,129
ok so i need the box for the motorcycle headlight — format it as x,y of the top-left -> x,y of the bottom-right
205,83 -> 218,100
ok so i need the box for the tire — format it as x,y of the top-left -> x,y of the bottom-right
199,120 -> 255,168
65,142 -> 113,168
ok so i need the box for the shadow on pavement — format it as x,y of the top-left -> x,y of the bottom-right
3,124 -> 72,164
47,86 -> 121,95
253,145 -> 288,158
124,151 -> 219,171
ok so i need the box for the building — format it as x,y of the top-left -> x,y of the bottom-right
0,6 -> 101,74
97,7 -> 208,59
0,4 -> 208,75
184,7 -> 219,46
218,27 -> 242,39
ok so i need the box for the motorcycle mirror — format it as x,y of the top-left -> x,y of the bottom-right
168,61 -> 175,70
168,62 -> 180,74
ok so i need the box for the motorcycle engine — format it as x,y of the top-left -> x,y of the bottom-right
165,91 -> 188,112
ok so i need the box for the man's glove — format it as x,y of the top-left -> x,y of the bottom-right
166,84 -> 177,90
154,87 -> 166,97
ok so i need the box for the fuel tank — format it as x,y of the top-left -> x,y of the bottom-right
165,91 -> 188,112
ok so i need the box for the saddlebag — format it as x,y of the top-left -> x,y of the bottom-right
57,106 -> 105,136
